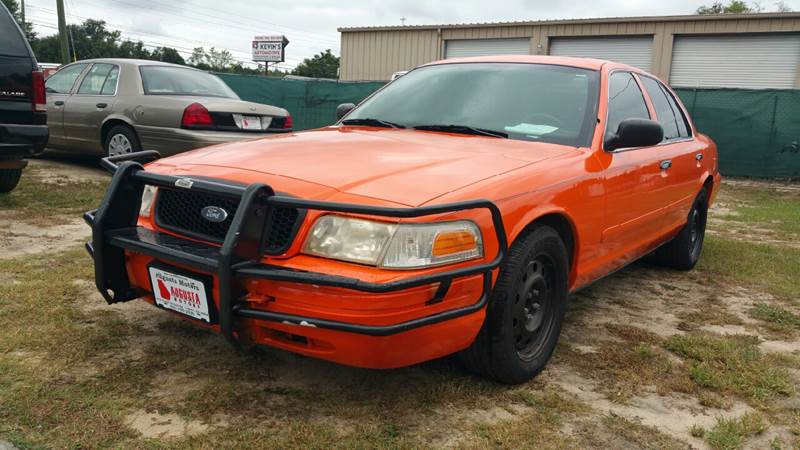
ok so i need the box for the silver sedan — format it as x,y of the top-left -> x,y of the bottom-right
44,58 -> 291,157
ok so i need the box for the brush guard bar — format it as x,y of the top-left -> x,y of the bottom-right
84,151 -> 508,341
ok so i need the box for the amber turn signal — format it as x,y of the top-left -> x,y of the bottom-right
432,230 -> 478,257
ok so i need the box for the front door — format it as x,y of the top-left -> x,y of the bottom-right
44,63 -> 88,148
599,71 -> 673,265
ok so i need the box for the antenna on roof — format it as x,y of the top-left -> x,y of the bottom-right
400,17 -> 407,26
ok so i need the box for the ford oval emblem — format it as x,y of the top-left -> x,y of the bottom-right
201,206 -> 228,223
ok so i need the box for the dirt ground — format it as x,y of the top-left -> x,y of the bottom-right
1,157 -> 798,449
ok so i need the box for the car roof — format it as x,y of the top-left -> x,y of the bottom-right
69,58 -> 202,70
423,55 -> 633,72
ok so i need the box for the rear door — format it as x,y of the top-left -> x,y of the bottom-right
44,63 -> 88,146
62,63 -> 119,152
601,71 -> 674,254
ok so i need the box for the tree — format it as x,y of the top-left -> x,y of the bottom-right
775,0 -> 793,11
2,0 -> 35,40
696,0 -> 753,13
151,47 -> 185,65
292,49 -> 339,79
187,47 -> 235,71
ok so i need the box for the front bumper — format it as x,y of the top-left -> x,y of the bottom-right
84,151 -> 508,362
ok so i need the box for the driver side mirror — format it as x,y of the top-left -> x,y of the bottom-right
336,103 -> 356,121
605,118 -> 664,151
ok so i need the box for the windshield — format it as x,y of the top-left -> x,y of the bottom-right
139,66 -> 239,99
346,63 -> 599,147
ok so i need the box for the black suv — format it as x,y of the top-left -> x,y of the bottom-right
0,2 -> 48,193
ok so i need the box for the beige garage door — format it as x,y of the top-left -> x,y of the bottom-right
670,34 -> 800,89
444,38 -> 531,59
549,36 -> 653,71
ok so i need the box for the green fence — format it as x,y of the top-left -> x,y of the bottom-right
217,73 -> 385,132
675,88 -> 800,178
219,73 -> 799,179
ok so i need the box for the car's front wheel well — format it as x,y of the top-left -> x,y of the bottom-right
519,213 -> 576,272
101,119 -> 134,144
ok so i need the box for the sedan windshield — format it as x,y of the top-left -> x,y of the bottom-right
139,66 -> 239,99
346,63 -> 600,147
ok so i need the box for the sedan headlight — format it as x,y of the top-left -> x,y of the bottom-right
303,215 -> 483,269
139,185 -> 158,218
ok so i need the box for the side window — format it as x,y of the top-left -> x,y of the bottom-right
660,84 -> 691,138
606,72 -> 650,140
101,66 -> 120,95
640,76 -> 679,140
45,63 -> 87,94
78,64 -> 116,95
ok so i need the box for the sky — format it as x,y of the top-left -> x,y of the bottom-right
23,0 -> 800,70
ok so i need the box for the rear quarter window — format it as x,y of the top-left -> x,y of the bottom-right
0,4 -> 31,58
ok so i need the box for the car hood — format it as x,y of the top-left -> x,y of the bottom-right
153,126 -> 580,206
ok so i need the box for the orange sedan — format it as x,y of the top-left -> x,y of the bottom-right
84,56 -> 720,384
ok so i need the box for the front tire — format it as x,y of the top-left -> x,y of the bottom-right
459,225 -> 569,384
104,125 -> 141,157
654,187 -> 708,271
0,168 -> 23,193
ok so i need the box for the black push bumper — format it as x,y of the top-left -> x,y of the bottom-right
84,151 -> 508,342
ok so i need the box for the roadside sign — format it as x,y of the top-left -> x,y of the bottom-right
252,35 -> 289,63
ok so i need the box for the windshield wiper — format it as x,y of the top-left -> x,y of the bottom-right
341,118 -> 405,129
412,124 -> 508,139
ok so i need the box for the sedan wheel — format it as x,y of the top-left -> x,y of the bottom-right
108,133 -> 132,156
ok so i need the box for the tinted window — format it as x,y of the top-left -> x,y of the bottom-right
662,86 -> 691,138
45,63 -> 87,94
140,66 -> 238,99
347,63 -> 600,147
606,72 -> 650,140
640,76 -> 679,140
78,63 -> 116,95
0,4 -> 29,57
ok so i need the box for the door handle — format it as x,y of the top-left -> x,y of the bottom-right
695,153 -> 704,161
660,160 -> 672,170
96,102 -> 108,109
54,100 -> 64,106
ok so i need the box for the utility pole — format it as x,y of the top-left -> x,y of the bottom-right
56,0 -> 70,64
20,0 -> 25,28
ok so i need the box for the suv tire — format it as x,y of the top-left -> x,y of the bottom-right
0,167 -> 23,193
459,225 -> 569,384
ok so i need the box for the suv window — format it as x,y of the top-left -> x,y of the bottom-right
606,72 -> 650,141
0,4 -> 29,57
45,64 -> 87,94
78,63 -> 118,95
640,76 -> 679,140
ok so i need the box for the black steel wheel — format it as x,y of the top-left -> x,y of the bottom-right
459,225 -> 568,384
654,187 -> 708,271
0,168 -> 23,193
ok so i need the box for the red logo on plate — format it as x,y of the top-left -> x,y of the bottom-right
157,278 -> 171,300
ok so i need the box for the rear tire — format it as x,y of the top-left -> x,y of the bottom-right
654,188 -> 708,271
0,168 -> 23,193
104,125 -> 141,157
459,225 -> 569,384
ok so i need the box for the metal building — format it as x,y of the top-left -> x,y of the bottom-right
338,13 -> 800,88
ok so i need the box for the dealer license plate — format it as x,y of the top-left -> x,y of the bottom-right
148,267 -> 211,322
234,114 -> 263,130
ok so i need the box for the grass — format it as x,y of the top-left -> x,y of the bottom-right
718,183 -> 800,238
696,236 -> 800,301
0,166 -> 106,224
750,303 -> 800,336
705,413 -> 768,450
664,333 -> 794,403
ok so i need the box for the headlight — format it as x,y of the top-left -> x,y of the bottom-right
139,185 -> 157,218
303,216 -> 483,269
